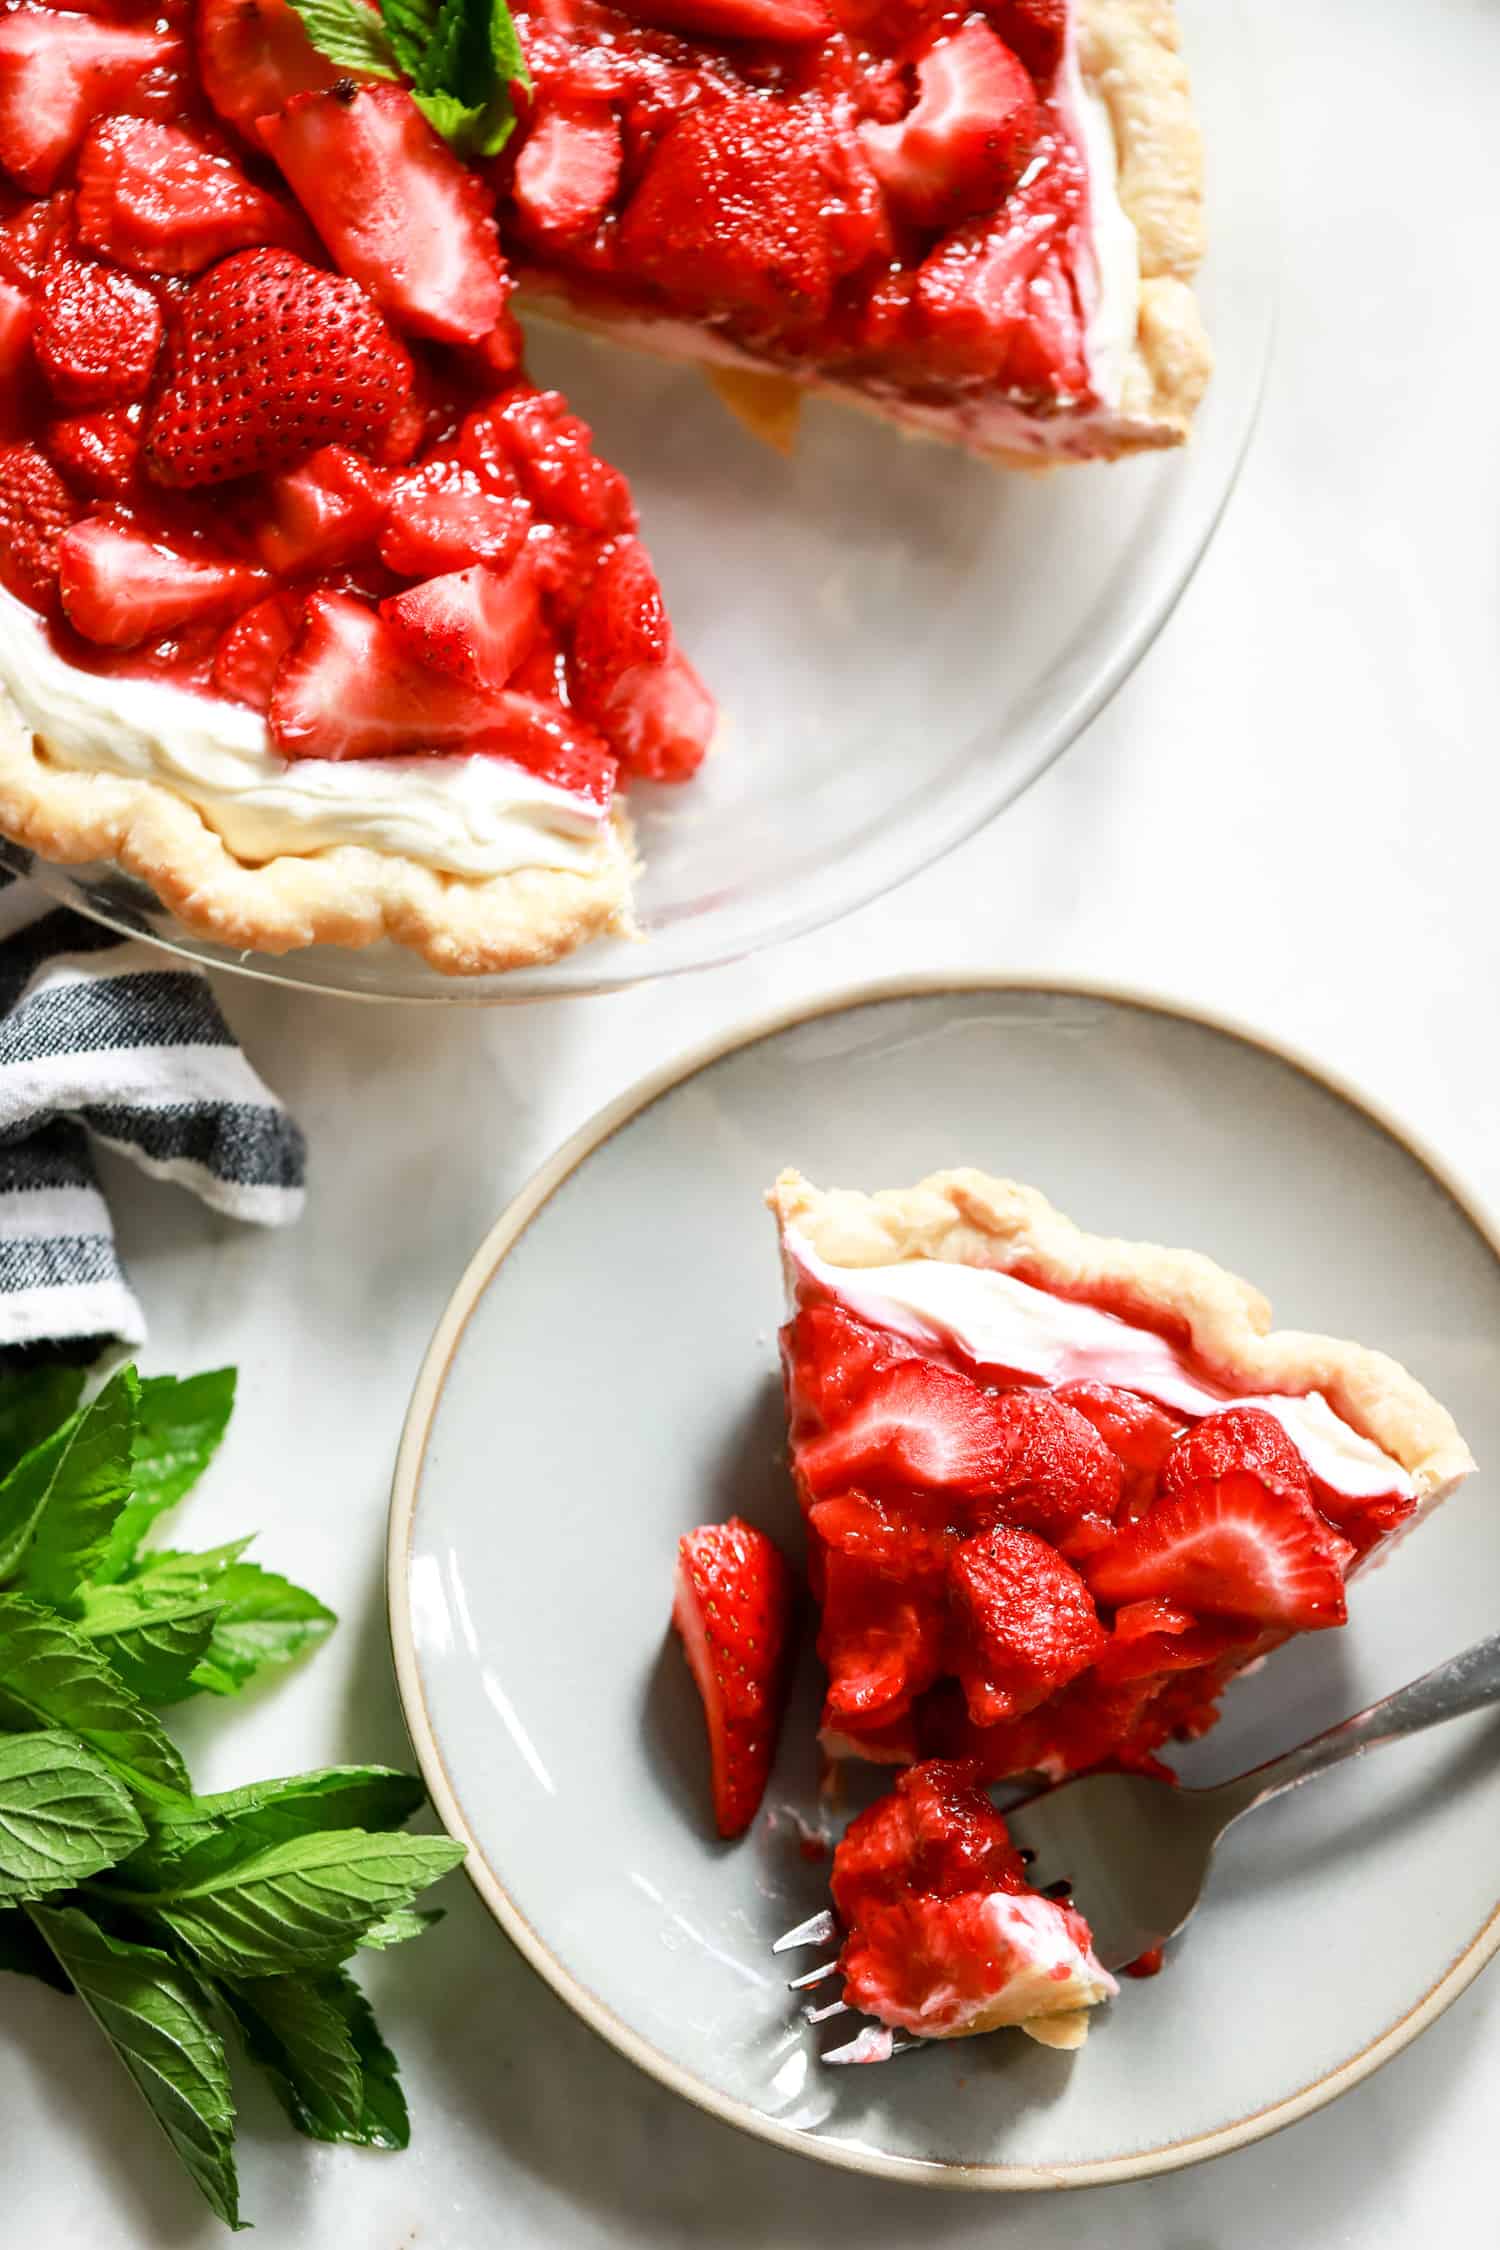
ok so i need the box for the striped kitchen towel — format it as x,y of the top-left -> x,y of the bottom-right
0,869 -> 305,1354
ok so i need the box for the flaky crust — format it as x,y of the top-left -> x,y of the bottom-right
769,1168 -> 1474,1511
520,0 -> 1210,463
0,692 -> 636,976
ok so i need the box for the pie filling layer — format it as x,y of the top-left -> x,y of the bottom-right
778,1224 -> 1420,1780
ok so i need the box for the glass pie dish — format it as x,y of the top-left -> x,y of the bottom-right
8,0 -> 1272,1002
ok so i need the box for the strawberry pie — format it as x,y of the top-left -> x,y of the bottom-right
0,0 -> 1207,975
508,0 -> 1211,464
769,1168 -> 1473,1782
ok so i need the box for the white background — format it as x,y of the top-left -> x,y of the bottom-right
4,0 -> 1498,2236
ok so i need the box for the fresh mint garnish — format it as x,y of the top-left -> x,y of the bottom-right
287,0 -> 530,155
0,1362 -> 462,2228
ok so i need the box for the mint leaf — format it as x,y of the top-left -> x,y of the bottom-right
152,1828 -> 465,1978
379,0 -> 437,75
94,1370 -> 237,1582
188,1562 -> 334,1697
13,1368 -> 139,1609
284,0 -> 402,77
0,1594 -> 189,1804
120,1767 -> 427,1887
410,0 -> 527,155
217,1970 -> 367,2142
326,1968 -> 409,2147
76,1578 -> 223,1706
358,1904 -> 442,1951
0,1367 -> 85,1476
27,1904 -> 242,2229
0,1903 -> 71,1990
0,1730 -> 145,1902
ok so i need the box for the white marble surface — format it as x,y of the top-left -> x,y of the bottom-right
4,0 -> 1498,2235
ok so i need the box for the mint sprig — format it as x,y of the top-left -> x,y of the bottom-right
287,0 -> 530,156
0,1362 -> 463,2229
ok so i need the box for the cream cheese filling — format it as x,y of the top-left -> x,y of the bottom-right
783,1231 -> 1415,1503
0,593 -> 615,882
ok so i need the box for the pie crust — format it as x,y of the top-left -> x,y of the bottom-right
520,0 -> 1212,467
768,1168 -> 1475,1513
0,688 -> 636,974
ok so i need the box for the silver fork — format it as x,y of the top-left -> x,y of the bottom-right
776,1628 -> 1500,2062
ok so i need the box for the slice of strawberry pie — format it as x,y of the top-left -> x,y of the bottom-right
504,0 -> 1211,462
769,1168 -> 1473,1780
0,1 -> 714,974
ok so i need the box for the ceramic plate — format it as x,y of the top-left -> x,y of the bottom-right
15,0 -> 1274,1003
388,981 -> 1500,2186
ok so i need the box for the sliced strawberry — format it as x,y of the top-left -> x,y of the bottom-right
381,558 -> 541,691
0,442 -> 79,614
144,249 -> 414,488
781,1302 -> 921,1434
1055,1382 -> 1187,1518
807,1489 -> 955,1580
618,96 -> 853,326
671,1516 -> 793,1839
0,11 -> 181,194
861,22 -> 1039,232
75,117 -> 310,276
57,513 -> 270,647
1092,1599 -> 1248,1687
378,453 -> 531,577
35,255 -> 162,408
253,444 -> 389,574
196,0 -> 347,148
1085,1472 -> 1350,1632
468,387 -> 635,535
512,100 -> 623,246
795,1361 -> 1121,1535
44,406 -> 143,500
946,1524 -> 1105,1726
212,590 -> 302,711
269,589 -> 616,803
983,0 -> 1066,81
567,535 -> 714,780
819,1548 -> 944,1727
261,84 -> 507,346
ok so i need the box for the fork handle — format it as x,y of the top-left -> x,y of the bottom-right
1220,1627 -> 1500,1817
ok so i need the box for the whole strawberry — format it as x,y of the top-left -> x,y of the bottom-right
145,248 -> 413,487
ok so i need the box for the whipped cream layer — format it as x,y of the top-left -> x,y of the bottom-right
1058,37 -> 1142,409
785,1232 -> 1414,1504
0,596 -> 613,882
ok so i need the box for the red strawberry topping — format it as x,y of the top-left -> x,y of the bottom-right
566,534 -> 715,779
144,249 -> 414,487
268,589 -> 617,804
468,389 -> 635,536
76,118 -> 310,276
34,255 -> 162,409
261,84 -> 508,346
983,0 -> 1067,82
0,442 -> 79,613
781,1302 -> 922,1433
861,22 -> 1040,232
57,513 -> 270,647
947,1524 -> 1106,1725
818,1547 -> 945,1725
1055,1381 -> 1186,1517
671,1517 -> 794,1838
250,444 -> 389,576
1085,1410 -> 1351,1632
0,11 -> 182,194
613,0 -> 833,42
44,407 -> 144,500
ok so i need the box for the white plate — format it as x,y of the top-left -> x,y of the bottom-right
388,979 -> 1500,2186
19,0 -> 1273,1001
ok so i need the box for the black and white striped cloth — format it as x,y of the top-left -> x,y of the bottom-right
0,869 -> 304,1353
